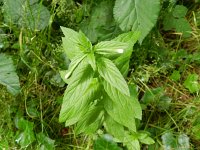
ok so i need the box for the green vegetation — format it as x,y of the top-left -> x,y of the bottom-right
0,0 -> 200,149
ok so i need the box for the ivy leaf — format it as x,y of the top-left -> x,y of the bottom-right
97,57 -> 130,96
0,53 -> 20,95
103,81 -> 136,132
183,74 -> 200,93
113,0 -> 160,42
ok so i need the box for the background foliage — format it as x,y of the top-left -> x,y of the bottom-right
0,0 -> 200,149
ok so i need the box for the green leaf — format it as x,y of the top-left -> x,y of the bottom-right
59,61 -> 94,124
23,3 -> 50,30
0,53 -> 20,95
15,118 -> 35,148
97,57 -> 130,96
87,53 -> 96,71
137,131 -> 155,145
61,27 -> 84,59
113,0 -> 160,42
129,84 -> 142,120
78,31 -> 93,53
141,87 -> 164,105
61,27 -> 92,60
80,0 -> 120,43
64,54 -> 87,79
94,135 -> 122,150
103,81 -> 136,132
163,6 -> 192,38
75,100 -> 104,135
104,115 -> 126,141
172,5 -> 188,18
94,41 -> 128,57
113,32 -> 140,76
124,134 -> 140,150
3,0 -> 50,30
183,74 -> 200,93
36,132 -> 55,150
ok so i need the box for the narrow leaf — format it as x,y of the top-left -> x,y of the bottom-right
113,32 -> 140,76
103,81 -> 136,132
94,41 -> 128,56
97,57 -> 130,96
75,100 -> 104,135
59,61 -> 94,124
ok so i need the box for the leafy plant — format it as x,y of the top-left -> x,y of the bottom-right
59,27 -> 152,149
163,5 -> 192,38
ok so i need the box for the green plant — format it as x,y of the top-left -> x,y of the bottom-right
59,27 -> 154,149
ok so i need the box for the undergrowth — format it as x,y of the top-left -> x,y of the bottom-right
0,0 -> 200,149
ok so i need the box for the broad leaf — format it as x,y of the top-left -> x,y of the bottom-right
0,53 -> 20,95
3,0 -> 50,30
97,57 -> 130,96
103,81 -> 136,132
113,0 -> 160,42
80,0 -> 121,43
